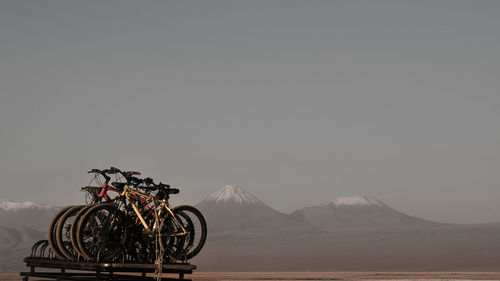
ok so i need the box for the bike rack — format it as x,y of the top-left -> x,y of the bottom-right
20,258 -> 196,281
20,241 -> 196,281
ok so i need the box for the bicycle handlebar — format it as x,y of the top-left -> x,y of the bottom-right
108,167 -> 120,174
109,167 -> 141,178
141,177 -> 176,193
88,167 -> 178,195
88,168 -> 111,181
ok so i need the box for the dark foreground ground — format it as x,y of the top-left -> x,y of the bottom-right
3,272 -> 500,281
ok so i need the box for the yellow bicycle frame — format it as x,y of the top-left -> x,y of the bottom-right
121,185 -> 188,237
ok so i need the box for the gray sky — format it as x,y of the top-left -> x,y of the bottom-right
1,0 -> 499,224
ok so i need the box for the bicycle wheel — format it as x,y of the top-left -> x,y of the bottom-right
172,205 -> 207,260
56,205 -> 84,260
70,204 -> 95,259
47,206 -> 74,260
76,203 -> 128,261
158,209 -> 189,261
171,209 -> 194,259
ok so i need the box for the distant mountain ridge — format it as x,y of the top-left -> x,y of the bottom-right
0,198 -> 59,230
0,198 -> 60,271
197,186 -> 441,234
0,198 -> 54,211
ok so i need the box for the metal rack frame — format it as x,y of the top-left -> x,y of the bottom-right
20,257 -> 196,281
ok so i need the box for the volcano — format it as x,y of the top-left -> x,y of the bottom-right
196,185 -> 310,234
291,196 -> 440,230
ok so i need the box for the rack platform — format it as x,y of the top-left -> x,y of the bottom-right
20,258 -> 196,281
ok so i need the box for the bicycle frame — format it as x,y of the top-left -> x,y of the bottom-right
121,185 -> 188,237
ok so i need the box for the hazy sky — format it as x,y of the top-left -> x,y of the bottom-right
1,0 -> 499,224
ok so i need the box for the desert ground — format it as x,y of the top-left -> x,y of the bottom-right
3,272 -> 500,281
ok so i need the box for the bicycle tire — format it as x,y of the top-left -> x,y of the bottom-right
47,205 -> 74,260
172,205 -> 207,260
76,203 -> 128,261
55,205 -> 84,260
70,204 -> 95,259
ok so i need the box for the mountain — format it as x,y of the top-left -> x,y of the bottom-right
196,185 -> 311,234
291,196 -> 440,230
192,190 -> 500,272
0,198 -> 60,271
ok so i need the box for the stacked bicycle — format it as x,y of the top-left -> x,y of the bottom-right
46,167 -> 207,263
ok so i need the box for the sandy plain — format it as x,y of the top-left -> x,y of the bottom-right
3,272 -> 500,281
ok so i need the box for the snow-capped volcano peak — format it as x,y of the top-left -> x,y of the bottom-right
332,196 -> 383,206
0,198 -> 53,211
206,185 -> 261,204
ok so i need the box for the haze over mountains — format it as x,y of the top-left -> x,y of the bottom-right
2,186 -> 500,272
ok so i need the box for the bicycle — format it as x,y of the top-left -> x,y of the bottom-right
75,167 -> 207,262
